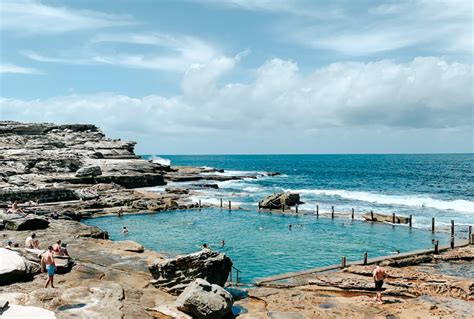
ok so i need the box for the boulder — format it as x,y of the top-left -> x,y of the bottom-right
0,304 -> 56,319
3,216 -> 49,231
0,248 -> 40,285
149,250 -> 232,295
175,278 -> 233,319
75,165 -> 102,178
259,192 -> 302,209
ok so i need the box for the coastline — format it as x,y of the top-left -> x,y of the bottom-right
1,121 -> 472,318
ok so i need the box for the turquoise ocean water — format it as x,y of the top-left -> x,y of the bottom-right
85,154 -> 472,282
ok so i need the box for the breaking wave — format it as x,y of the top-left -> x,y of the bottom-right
288,189 -> 474,213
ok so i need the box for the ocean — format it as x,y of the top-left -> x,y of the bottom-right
145,153 -> 474,229
85,154 -> 472,283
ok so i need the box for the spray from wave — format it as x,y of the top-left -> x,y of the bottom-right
287,189 -> 474,213
149,155 -> 171,166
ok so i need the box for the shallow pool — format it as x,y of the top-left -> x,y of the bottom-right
84,209 -> 449,283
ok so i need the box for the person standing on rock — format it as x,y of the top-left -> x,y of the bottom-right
373,265 -> 386,303
41,246 -> 57,288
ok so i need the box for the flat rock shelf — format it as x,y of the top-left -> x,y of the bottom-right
84,208 -> 450,283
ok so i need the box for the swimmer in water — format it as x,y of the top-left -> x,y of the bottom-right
220,240 -> 225,247
288,224 -> 292,230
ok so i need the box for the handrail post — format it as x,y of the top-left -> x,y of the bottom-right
370,210 -> 374,221
220,198 -> 223,208
351,208 -> 354,220
450,220 -> 454,248
316,205 -> 319,217
229,200 -> 231,211
409,215 -> 412,228
469,226 -> 472,245
331,206 -> 334,219
341,256 -> 347,268
363,251 -> 368,265
392,213 -> 395,224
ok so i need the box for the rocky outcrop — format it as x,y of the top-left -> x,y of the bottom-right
363,212 -> 410,224
2,216 -> 49,231
259,192 -> 302,209
149,250 -> 232,295
175,278 -> 233,319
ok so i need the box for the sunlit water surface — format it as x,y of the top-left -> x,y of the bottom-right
84,208 -> 450,283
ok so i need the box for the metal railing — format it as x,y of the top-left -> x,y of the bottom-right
228,265 -> 242,286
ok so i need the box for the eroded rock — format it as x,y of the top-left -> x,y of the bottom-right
175,278 -> 233,319
259,192 -> 302,209
149,250 -> 232,295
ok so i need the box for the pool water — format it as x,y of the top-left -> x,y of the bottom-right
84,209 -> 449,283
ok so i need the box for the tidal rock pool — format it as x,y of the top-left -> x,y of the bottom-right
84,208 -> 449,283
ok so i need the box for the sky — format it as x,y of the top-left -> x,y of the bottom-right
0,0 -> 473,154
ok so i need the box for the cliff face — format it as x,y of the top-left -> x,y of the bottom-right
0,121 -> 167,204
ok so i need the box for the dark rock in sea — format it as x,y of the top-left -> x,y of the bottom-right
175,278 -> 234,319
149,250 -> 233,295
259,192 -> 302,209
266,172 -> 281,177
191,183 -> 219,189
3,216 -> 49,231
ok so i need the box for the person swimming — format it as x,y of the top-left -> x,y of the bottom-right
122,227 -> 129,235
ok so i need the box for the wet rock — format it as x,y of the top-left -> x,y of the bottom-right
259,192 -> 302,209
175,278 -> 233,319
3,216 -> 49,231
363,212 -> 410,224
149,250 -> 232,295
74,165 -> 102,178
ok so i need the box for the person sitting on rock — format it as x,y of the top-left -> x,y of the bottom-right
25,233 -> 40,249
7,201 -> 24,214
52,240 -> 69,256
5,241 -> 13,250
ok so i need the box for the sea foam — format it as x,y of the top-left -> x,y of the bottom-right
288,189 -> 474,213
149,155 -> 171,166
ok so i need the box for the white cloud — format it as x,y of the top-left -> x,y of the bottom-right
0,63 -> 41,74
287,0 -> 472,56
23,32 -> 228,72
194,0 -> 343,19
2,57 -> 471,138
0,0 -> 134,34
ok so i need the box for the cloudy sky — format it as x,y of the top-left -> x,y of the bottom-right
0,0 -> 472,154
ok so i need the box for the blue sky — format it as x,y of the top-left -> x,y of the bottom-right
0,0 -> 472,154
